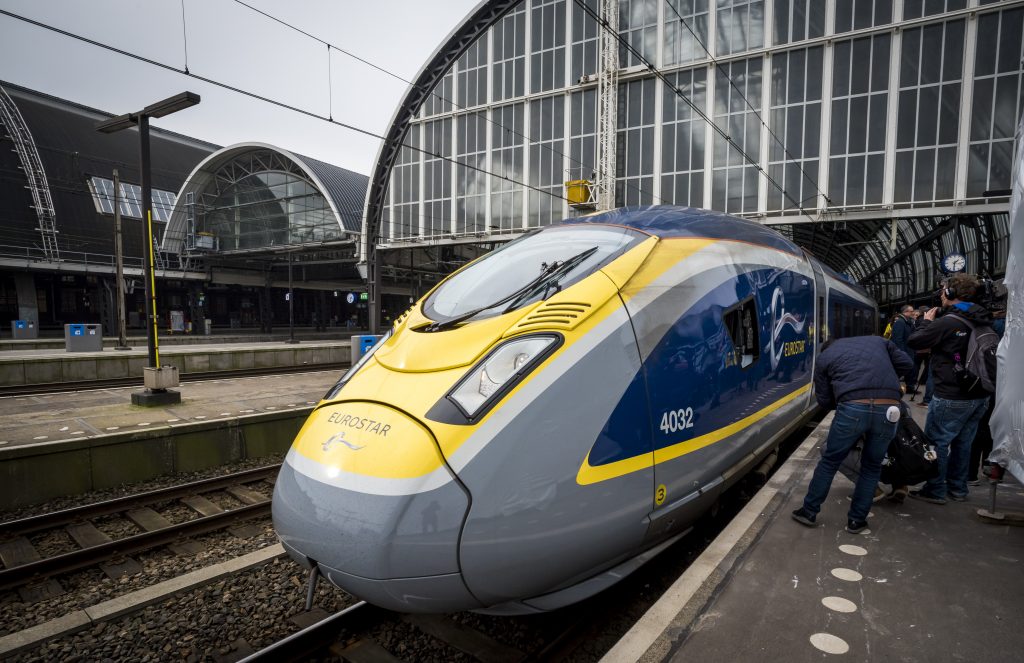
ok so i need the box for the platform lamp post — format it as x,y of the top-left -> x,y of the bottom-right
97,92 -> 200,406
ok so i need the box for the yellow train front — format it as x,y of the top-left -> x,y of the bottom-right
272,205 -> 875,614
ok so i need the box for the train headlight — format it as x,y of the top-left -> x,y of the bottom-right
323,329 -> 393,400
449,335 -> 560,419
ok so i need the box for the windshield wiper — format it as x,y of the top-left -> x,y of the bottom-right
423,246 -> 599,332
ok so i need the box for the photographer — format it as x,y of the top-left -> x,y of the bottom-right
906,273 -> 993,504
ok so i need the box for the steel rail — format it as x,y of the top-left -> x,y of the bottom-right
0,464 -> 282,538
0,364 -> 346,398
238,601 -> 391,663
0,501 -> 271,590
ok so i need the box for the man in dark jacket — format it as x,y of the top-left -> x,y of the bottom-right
906,273 -> 992,504
792,336 -> 913,533
890,305 -> 919,392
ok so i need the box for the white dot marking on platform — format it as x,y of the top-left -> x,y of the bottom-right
105,426 -> 119,431
194,415 -> 206,419
33,435 -> 48,440
810,633 -> 850,655
138,422 -> 151,427
822,596 -> 858,613
220,412 -> 231,416
265,406 -> 276,410
71,431 -> 84,435
167,418 -> 179,423
59,426 -> 69,432
831,568 -> 863,582
239,409 -> 254,413
839,544 -> 868,556
0,441 -> 7,446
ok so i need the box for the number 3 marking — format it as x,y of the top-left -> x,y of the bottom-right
660,407 -> 694,434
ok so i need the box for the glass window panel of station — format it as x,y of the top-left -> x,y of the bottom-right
422,118 -> 453,237
88,176 -> 115,215
423,68 -> 454,117
530,0 -> 566,94
491,103 -> 525,231
616,77 -> 657,206
619,0 -> 658,67
967,7 -> 1024,199
711,57 -> 762,214
528,95 -> 566,227
664,0 -> 710,67
661,68 -> 707,207
772,0 -> 825,46
903,0 -> 968,20
715,0 -> 764,56
456,112 -> 489,234
767,45 -> 823,213
571,0 -> 598,83
833,0 -> 892,34
492,2 -> 527,102
390,124 -> 421,240
569,88 -> 599,186
894,19 -> 965,204
457,34 -> 489,109
829,34 -> 889,208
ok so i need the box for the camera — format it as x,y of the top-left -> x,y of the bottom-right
975,278 -> 1007,313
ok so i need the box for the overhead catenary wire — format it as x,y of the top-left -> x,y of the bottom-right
0,7 -> 571,218
571,0 -> 815,221
663,0 -> 831,210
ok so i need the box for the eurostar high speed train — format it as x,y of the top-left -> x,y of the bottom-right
272,206 -> 876,615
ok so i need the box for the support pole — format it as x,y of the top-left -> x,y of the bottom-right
139,115 -> 159,369
286,251 -> 298,344
113,169 -> 130,350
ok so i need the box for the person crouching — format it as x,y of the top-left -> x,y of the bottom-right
792,335 -> 913,534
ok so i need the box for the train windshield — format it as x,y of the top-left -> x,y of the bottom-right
423,225 -> 645,324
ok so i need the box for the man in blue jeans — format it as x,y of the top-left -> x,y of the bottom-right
906,273 -> 993,503
792,335 -> 913,533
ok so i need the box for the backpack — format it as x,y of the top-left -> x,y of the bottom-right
881,403 -> 939,485
947,314 -> 999,393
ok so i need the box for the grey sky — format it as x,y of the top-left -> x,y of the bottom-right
0,0 -> 481,175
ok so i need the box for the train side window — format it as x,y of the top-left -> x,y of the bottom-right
724,296 -> 760,369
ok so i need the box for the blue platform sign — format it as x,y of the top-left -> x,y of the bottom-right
14,320 -> 25,329
69,324 -> 85,336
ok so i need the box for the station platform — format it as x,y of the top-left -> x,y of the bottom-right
608,402 -> 1024,662
0,369 -> 339,508
0,329 -> 357,352
0,340 -> 350,387
0,368 -> 338,449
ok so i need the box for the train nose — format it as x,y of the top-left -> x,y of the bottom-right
272,401 -> 480,612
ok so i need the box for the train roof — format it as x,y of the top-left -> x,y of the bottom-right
565,206 -> 802,256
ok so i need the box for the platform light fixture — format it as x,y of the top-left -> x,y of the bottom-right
95,92 -> 201,406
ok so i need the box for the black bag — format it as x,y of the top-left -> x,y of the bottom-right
880,403 -> 938,485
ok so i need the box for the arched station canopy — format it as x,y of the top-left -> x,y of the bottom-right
164,142 -> 367,256
364,0 -> 1017,313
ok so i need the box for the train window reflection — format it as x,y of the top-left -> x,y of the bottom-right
724,296 -> 760,369
422,225 -> 644,323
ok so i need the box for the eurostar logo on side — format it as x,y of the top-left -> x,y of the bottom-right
322,431 -> 364,452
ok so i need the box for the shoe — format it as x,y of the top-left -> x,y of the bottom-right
791,508 -> 816,527
916,401 -> 928,408
845,519 -> 869,534
888,486 -> 908,505
967,479 -> 981,487
872,486 -> 886,503
949,492 -> 968,502
909,490 -> 947,505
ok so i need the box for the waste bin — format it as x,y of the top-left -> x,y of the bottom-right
350,334 -> 382,363
10,320 -> 38,340
64,323 -> 103,352
204,318 -> 212,335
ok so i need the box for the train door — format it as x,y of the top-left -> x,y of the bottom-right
808,258 -> 828,408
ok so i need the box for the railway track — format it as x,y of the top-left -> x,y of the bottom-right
0,363 -> 346,397
0,464 -> 282,591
